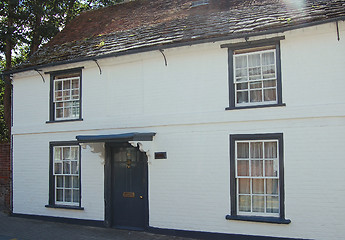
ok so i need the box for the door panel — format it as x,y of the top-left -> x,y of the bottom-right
111,145 -> 147,229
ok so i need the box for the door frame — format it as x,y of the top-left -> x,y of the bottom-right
104,142 -> 149,229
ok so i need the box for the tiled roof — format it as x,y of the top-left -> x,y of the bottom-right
15,0 -> 345,71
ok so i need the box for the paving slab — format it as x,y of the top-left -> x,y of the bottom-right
0,212 -> 198,240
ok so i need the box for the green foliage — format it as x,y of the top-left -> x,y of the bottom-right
0,1 -> 28,58
0,87 -> 9,143
0,0 -> 124,67
81,0 -> 124,10
0,0 -> 123,142
0,56 -> 9,142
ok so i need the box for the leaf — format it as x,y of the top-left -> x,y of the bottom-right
96,40 -> 105,47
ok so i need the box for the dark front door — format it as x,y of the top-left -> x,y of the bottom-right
110,144 -> 148,229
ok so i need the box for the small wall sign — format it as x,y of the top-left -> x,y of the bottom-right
154,152 -> 167,159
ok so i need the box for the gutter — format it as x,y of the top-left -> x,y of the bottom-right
2,16 -> 345,76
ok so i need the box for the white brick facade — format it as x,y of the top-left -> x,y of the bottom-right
12,21 -> 345,239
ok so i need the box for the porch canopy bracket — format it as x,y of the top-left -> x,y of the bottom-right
76,132 -> 156,164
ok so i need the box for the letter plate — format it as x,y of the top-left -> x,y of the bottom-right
123,192 -> 135,198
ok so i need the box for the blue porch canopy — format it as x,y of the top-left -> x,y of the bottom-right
76,132 -> 156,143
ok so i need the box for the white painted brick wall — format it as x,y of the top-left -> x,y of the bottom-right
12,134 -> 104,220
11,21 -> 345,239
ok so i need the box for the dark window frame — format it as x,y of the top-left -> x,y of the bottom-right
223,37 -> 285,110
46,141 -> 83,210
226,133 -> 290,224
47,67 -> 83,123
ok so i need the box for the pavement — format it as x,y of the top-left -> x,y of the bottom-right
0,212 -> 198,240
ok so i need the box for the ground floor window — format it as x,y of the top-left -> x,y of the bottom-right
47,142 -> 82,209
227,133 -> 290,224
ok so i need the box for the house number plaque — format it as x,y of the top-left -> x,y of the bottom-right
123,192 -> 135,198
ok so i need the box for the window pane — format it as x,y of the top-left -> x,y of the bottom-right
252,196 -> 265,212
64,107 -> 71,118
72,79 -> 79,89
237,142 -> 249,158
55,81 -> 62,90
73,190 -> 80,203
262,65 -> 275,79
65,189 -> 72,202
56,102 -> 63,108
263,80 -> 276,88
56,176 -> 63,187
252,179 -> 264,194
65,101 -> 72,108
250,81 -> 262,89
73,176 -> 79,188
63,162 -> 70,174
239,178 -> 250,194
55,91 -> 63,101
239,195 -> 251,212
236,69 -> 248,79
56,189 -> 63,201
63,80 -> 71,90
71,147 -> 78,160
54,147 -> 62,160
71,161 -> 78,174
72,101 -> 79,107
65,176 -> 72,188
63,147 -> 70,159
251,160 -> 263,177
71,107 -> 79,117
235,55 -> 247,69
248,67 -> 261,79
264,89 -> 276,101
262,52 -> 274,65
237,91 -> 248,104
266,179 -> 279,195
266,196 -> 279,213
248,54 -> 260,67
265,160 -> 278,177
56,109 -> 63,118
236,82 -> 248,90
264,142 -> 277,158
63,90 -> 71,100
54,163 -> 62,174
250,142 -> 263,158
237,160 -> 249,176
72,90 -> 79,99
250,90 -> 262,102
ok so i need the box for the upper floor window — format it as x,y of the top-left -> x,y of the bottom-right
48,68 -> 83,122
234,47 -> 277,105
223,38 -> 285,110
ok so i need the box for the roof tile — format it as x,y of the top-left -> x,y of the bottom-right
16,0 -> 345,71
